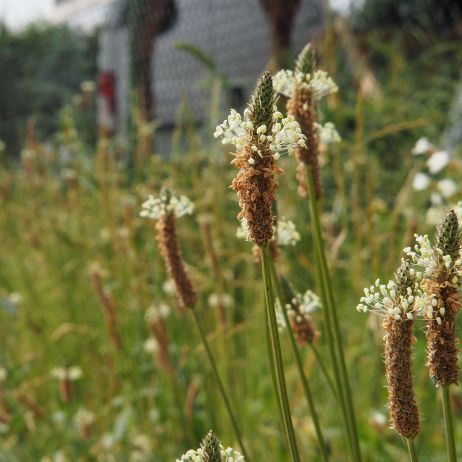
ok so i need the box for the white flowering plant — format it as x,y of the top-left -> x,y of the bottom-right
140,192 -> 194,220
356,273 -> 433,321
404,234 -> 462,288
176,446 -> 245,462
273,69 -> 338,101
276,289 -> 321,330
315,122 -> 341,145
236,217 -> 301,247
214,108 -> 306,161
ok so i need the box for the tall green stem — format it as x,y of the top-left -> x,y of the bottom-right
442,385 -> 457,462
191,310 -> 250,461
270,259 -> 329,462
406,438 -> 419,462
261,246 -> 301,462
305,164 -> 362,461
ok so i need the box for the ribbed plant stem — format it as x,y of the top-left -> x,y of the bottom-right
191,310 -> 250,461
305,164 -> 362,461
270,260 -> 329,462
442,385 -> 457,462
260,246 -> 301,462
406,438 -> 419,462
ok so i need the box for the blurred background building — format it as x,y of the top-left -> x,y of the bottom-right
49,0 -> 324,144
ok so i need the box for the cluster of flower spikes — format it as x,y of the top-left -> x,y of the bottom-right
176,431 -> 245,462
356,259 -> 433,321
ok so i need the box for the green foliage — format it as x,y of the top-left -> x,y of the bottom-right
0,22 -> 97,155
354,0 -> 462,36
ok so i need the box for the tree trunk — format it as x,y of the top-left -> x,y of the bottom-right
258,0 -> 301,72
129,0 -> 177,118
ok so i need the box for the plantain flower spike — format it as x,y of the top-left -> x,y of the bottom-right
405,210 -> 462,386
357,260 -> 424,438
274,44 -> 339,199
214,72 -> 305,247
176,430 -> 245,462
140,188 -> 197,309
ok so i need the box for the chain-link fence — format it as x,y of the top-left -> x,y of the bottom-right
1,0 -> 325,155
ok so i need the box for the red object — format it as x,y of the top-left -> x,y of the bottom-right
98,71 -> 116,115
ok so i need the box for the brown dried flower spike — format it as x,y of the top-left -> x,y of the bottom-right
273,44 -> 339,199
287,46 -> 322,198
231,73 -> 279,247
357,260 -> 421,439
140,189 -> 197,309
425,210 -> 461,386
384,262 -> 421,438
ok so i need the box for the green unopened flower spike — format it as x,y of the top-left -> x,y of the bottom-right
176,431 -> 245,462
201,430 -> 222,462
357,260 -> 422,440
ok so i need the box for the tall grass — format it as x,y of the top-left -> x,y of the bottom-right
0,30 -> 460,462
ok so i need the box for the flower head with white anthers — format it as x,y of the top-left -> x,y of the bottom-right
315,122 -> 341,145
51,366 -> 83,381
140,190 -> 194,220
356,261 -> 433,321
412,137 -> 434,156
438,179 -> 457,198
276,290 -> 320,326
236,217 -> 300,247
177,447 -> 244,462
276,285 -> 320,344
208,293 -> 234,309
292,290 -> 321,315
145,303 -> 171,324
143,337 -> 159,354
413,172 -> 431,191
404,236 -> 462,286
276,219 -> 301,246
214,108 -> 306,160
404,212 -> 462,293
73,408 -> 95,427
427,150 -> 450,174
273,69 -> 338,101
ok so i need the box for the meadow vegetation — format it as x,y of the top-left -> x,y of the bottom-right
0,22 -> 461,462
